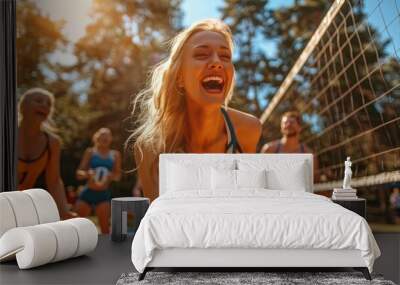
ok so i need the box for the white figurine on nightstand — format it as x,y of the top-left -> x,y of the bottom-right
332,157 -> 358,199
343,157 -> 352,189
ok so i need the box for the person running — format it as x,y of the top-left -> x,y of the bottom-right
17,88 -> 76,219
126,19 -> 262,202
75,128 -> 121,234
261,110 -> 319,182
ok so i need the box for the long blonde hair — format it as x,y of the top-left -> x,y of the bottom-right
126,19 -> 236,172
18,87 -> 58,135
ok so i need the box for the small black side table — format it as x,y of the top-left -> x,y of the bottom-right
332,198 -> 366,218
111,197 -> 150,242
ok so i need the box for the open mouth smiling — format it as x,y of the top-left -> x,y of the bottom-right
201,75 -> 224,93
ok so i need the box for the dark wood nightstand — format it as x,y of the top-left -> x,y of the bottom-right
332,198 -> 367,219
332,198 -> 366,218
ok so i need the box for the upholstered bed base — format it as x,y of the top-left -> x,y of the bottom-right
139,248 -> 371,280
134,154 -> 375,281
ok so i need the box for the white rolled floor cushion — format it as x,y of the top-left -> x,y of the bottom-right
0,189 -> 98,269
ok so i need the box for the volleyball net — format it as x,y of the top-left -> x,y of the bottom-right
260,0 -> 400,191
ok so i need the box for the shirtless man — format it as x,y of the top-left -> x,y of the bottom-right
261,111 -> 319,182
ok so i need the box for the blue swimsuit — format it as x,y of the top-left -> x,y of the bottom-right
79,150 -> 115,206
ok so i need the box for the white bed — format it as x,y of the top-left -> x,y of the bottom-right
131,154 -> 380,280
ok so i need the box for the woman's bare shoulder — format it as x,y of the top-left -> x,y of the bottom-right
112,149 -> 121,157
47,132 -> 61,150
226,108 -> 262,152
226,108 -> 262,134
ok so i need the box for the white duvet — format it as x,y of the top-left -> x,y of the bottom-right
131,190 -> 380,273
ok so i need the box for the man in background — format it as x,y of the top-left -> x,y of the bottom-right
261,110 -> 319,182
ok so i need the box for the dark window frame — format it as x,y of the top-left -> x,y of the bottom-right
0,0 -> 17,192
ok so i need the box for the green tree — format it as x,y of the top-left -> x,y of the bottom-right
253,0 -> 329,143
16,0 -> 96,187
221,0 -> 329,145
16,0 -> 67,92
221,0 -> 273,117
72,0 -> 183,194
264,0 -> 398,183
222,0 -> 398,185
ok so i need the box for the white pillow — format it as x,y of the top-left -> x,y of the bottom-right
211,168 -> 236,190
166,159 -> 236,192
167,162 -> 212,191
266,167 -> 306,191
238,159 -> 308,191
166,158 -> 236,171
236,169 -> 267,188
211,169 -> 268,190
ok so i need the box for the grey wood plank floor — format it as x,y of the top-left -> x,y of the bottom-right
1,233 -> 398,285
0,235 -> 134,285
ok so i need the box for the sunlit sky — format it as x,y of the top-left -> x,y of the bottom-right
33,0 -> 398,70
34,0 -> 294,66
35,0 -> 225,43
34,0 -> 296,42
34,0 -> 91,43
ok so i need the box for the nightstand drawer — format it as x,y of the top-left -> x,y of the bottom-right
332,198 -> 366,218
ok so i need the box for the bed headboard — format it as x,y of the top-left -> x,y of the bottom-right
159,153 -> 314,195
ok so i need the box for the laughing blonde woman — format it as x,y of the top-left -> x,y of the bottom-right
126,19 -> 262,202
18,88 -> 76,219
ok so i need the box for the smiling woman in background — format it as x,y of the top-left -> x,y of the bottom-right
17,88 -> 75,219
75,128 -> 121,234
127,19 -> 262,202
